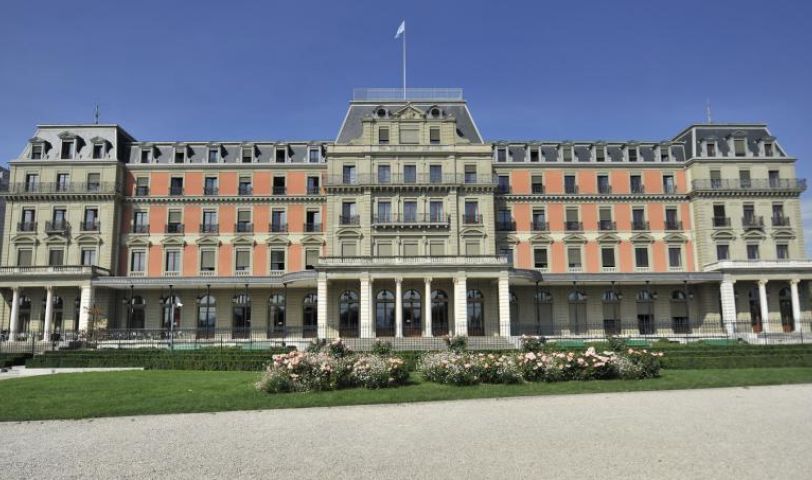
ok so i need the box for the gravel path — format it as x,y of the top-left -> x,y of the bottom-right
1,384 -> 810,479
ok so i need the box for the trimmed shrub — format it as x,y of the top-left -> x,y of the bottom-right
519,335 -> 546,352
371,340 -> 393,356
444,335 -> 468,353
352,355 -> 409,389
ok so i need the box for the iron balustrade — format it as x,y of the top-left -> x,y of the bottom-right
597,185 -> 612,194
712,217 -> 731,227
630,185 -> 646,194
135,186 -> 150,196
598,220 -> 616,231
200,224 -> 219,234
373,214 -> 450,226
7,182 -> 121,195
132,224 -> 150,234
339,215 -> 360,225
565,221 -> 583,231
692,178 -> 807,192
663,185 -> 678,194
169,186 -> 184,196
44,220 -> 70,233
531,184 -> 545,194
304,222 -> 322,232
742,216 -> 764,229
325,173 -> 496,186
269,223 -> 288,233
307,186 -> 321,194
235,223 -> 254,233
272,186 -> 287,195
203,186 -> 219,196
462,214 -> 482,224
238,185 -> 253,196
495,185 -> 512,194
631,220 -> 649,231
531,221 -> 549,231
79,221 -> 100,232
564,185 -> 579,194
165,224 -> 185,234
772,216 -> 791,227
17,221 -> 37,232
664,220 -> 683,230
496,220 -> 516,231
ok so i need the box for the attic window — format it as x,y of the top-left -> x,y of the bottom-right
174,148 -> 186,163
208,148 -> 219,163
628,147 -> 638,162
530,148 -> 539,162
140,149 -> 152,163
430,107 -> 441,118
660,146 -> 670,162
241,146 -> 254,163
734,138 -> 746,157
61,140 -> 75,159
308,147 -> 321,163
92,143 -> 104,159
376,108 -> 387,118
275,147 -> 287,163
764,142 -> 774,156
595,146 -> 605,162
562,146 -> 573,162
706,141 -> 716,157
30,144 -> 43,160
496,147 -> 507,162
379,127 -> 389,144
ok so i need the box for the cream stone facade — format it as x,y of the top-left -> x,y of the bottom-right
0,89 -> 810,347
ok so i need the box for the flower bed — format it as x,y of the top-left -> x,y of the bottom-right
419,347 -> 663,386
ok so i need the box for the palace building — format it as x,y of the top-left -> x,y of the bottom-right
0,88 -> 810,346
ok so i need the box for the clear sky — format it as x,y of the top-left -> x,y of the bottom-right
1,0 -> 811,248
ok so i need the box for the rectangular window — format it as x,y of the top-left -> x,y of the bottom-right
48,249 -> 64,266
628,148 -> 638,162
86,173 -> 100,192
140,149 -> 151,163
341,202 -> 357,224
306,176 -> 319,194
567,247 -> 582,268
270,250 -> 285,271
400,128 -> 419,144
377,201 -> 391,222
531,175 -> 543,194
776,244 -> 789,259
202,210 -> 217,230
60,140 -> 74,159
764,143 -> 774,156
739,169 -> 751,188
136,177 -> 149,196
403,201 -> 417,222
25,173 -> 39,192
562,146 -> 573,162
377,165 -> 391,184
402,242 -> 419,257
429,200 -> 444,222
595,146 -> 606,162
533,248 -> 548,269
342,165 -> 357,184
597,175 -> 610,194
464,201 -> 479,223
272,176 -> 286,195
662,175 -> 675,193
630,175 -> 643,193
305,249 -> 319,269
660,146 -> 670,162
668,247 -> 682,267
497,175 -> 510,194
496,147 -> 507,162
308,147 -> 320,163
167,210 -> 182,233
601,247 -> 616,268
530,148 -> 540,162
165,250 -> 180,272
465,241 -> 480,256
270,210 -> 286,231
170,177 -> 184,195
174,149 -> 185,163
564,175 -> 577,194
464,165 -> 477,184
239,176 -> 252,195
635,247 -> 649,268
430,242 -> 445,256
707,142 -> 716,157
403,165 -> 417,183
275,147 -> 287,163
204,176 -> 218,195
341,242 -> 357,257
235,249 -> 251,272
747,244 -> 759,260
200,250 -> 216,272
241,146 -> 253,163
208,148 -> 219,163
429,127 -> 440,145
17,249 -> 32,267
30,144 -> 43,159
130,251 -> 146,272
80,248 -> 96,266
92,143 -> 104,159
429,165 -> 443,183
716,244 -> 730,261
379,127 -> 390,145
56,173 -> 70,192
734,138 -> 746,157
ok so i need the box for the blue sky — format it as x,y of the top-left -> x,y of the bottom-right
1,0 -> 811,247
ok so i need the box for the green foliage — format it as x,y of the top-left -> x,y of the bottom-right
519,335 -> 546,352
371,339 -> 393,355
443,335 -> 468,353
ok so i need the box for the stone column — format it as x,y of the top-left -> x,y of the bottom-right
424,277 -> 432,337
497,273 -> 511,337
78,285 -> 94,333
43,286 -> 54,342
359,276 -> 373,338
758,280 -> 769,332
395,278 -> 403,338
453,275 -> 467,336
317,273 -> 328,338
790,279 -> 802,333
9,287 -> 20,340
719,280 -> 737,336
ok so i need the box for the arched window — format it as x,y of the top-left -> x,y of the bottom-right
467,289 -> 485,336
636,290 -> 655,335
779,287 -> 794,332
267,293 -> 286,338
375,290 -> 395,337
602,290 -> 621,335
403,289 -> 422,337
130,296 -> 145,330
431,290 -> 449,336
197,295 -> 216,338
161,295 -> 182,332
339,291 -> 359,338
568,290 -> 587,335
302,293 -> 318,338
534,290 -> 554,336
232,293 -> 251,339
748,286 -> 762,333
670,290 -> 690,334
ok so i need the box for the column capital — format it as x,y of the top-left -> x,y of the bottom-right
758,279 -> 768,286
424,277 -> 433,284
394,277 -> 403,285
790,278 -> 801,285
45,285 -> 54,293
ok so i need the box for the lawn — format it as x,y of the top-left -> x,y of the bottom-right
2,368 -> 812,422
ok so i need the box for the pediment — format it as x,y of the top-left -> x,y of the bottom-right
711,230 -> 736,241
126,237 -> 151,247
335,227 -> 363,238
771,229 -> 796,240
500,234 -> 520,245
664,233 -> 688,243
197,236 -> 221,246
75,234 -> 102,245
44,235 -> 68,245
741,230 -> 766,240
563,234 -> 587,244
529,233 -> 553,244
630,233 -> 654,243
231,236 -> 255,246
459,227 -> 485,238
392,104 -> 425,120
301,235 -> 326,246
10,234 -> 38,245
596,233 -> 621,244
266,235 -> 291,246
161,236 -> 186,247
58,131 -> 79,140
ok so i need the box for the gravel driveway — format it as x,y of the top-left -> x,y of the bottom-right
1,384 -> 810,479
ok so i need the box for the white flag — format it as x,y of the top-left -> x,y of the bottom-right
395,20 -> 405,39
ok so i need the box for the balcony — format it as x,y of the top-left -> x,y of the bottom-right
495,220 -> 516,231
165,224 -> 184,234
79,221 -> 100,232
304,222 -> 322,232
772,216 -> 791,227
307,186 -> 321,195
340,215 -> 360,226
598,220 -> 616,231
597,185 -> 612,195
692,178 -> 807,193
269,223 -> 288,233
200,224 -> 219,234
462,214 -> 482,225
712,217 -> 731,227
45,220 -> 70,234
17,221 -> 37,232
135,186 -> 150,196
664,220 -> 683,231
531,184 -> 545,194
564,185 -> 579,194
663,185 -> 678,194
319,255 -> 509,267
373,214 -> 450,228
742,216 -> 765,229
325,173 -> 496,187
238,185 -> 253,196
495,185 -> 511,195
169,186 -> 184,196
631,220 -> 649,231
5,182 -> 121,195
630,185 -> 645,194
132,224 -> 150,234
531,221 -> 549,231
565,221 -> 583,231
0,265 -> 109,279
203,186 -> 219,196
235,223 -> 254,233
272,186 -> 287,195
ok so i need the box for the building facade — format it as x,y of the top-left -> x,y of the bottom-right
0,89 -> 810,346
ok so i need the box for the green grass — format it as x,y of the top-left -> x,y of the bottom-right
2,368 -> 812,422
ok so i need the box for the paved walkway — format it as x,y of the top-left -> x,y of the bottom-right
1,384 -> 811,479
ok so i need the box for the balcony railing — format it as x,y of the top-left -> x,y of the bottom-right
692,178 -> 807,192
6,182 -> 120,195
17,221 -> 37,232
326,173 -> 496,186
269,223 -> 288,233
712,217 -> 731,227
238,185 -> 253,196
165,224 -> 184,234
531,184 -> 545,194
45,220 -> 70,234
169,186 -> 184,196
135,186 -> 150,196
565,221 -> 583,231
664,220 -> 683,230
319,255 -> 509,267
495,220 -> 516,231
630,185 -> 645,194
742,216 -> 764,229
307,186 -> 321,195
663,185 -> 678,194
272,186 -> 287,195
203,186 -> 219,196
197,224 -> 217,234
235,223 -> 254,233
132,224 -> 149,234
462,214 -> 482,224
564,185 -> 579,194
597,185 -> 612,194
531,221 -> 549,231
304,222 -> 322,232
340,215 -> 360,226
79,221 -> 100,232
0,265 -> 109,277
598,220 -> 616,231
772,216 -> 791,227
495,185 -> 511,194
631,220 -> 649,231
373,214 -> 450,227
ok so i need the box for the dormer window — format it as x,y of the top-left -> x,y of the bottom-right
174,148 -> 186,163
733,138 -> 746,157
595,146 -> 606,162
275,146 -> 287,163
241,146 -> 254,163
379,127 -> 390,144
628,147 -> 638,162
308,146 -> 321,163
207,147 -> 220,163
496,147 -> 507,162
376,108 -> 387,118
30,144 -> 43,160
660,145 -> 670,162
140,149 -> 152,164
764,142 -> 774,156
530,148 -> 539,162
61,140 -> 75,159
706,141 -> 717,157
92,143 -> 104,159
562,145 -> 573,162
429,107 -> 441,118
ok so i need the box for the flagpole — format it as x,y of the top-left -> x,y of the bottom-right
402,24 -> 406,99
